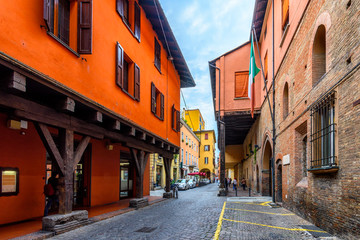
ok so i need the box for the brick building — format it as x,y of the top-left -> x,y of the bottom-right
210,0 -> 360,239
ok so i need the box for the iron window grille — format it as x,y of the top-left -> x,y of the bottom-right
310,91 -> 337,169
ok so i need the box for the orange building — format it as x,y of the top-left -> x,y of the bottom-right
0,0 -> 194,226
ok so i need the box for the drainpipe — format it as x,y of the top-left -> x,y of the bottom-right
209,63 -> 226,194
271,0 -> 276,203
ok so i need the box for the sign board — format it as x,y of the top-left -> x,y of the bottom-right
283,154 -> 290,165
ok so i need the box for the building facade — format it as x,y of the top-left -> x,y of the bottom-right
149,153 -> 179,189
0,0 -> 194,225
210,0 -> 360,239
179,119 -> 200,179
195,130 -> 216,182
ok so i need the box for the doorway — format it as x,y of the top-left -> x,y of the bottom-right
256,165 -> 260,192
120,160 -> 134,199
276,161 -> 283,202
262,140 -> 272,196
73,145 -> 91,207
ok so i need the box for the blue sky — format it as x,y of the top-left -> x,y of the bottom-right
159,0 -> 256,151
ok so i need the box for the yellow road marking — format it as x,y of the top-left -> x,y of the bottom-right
230,201 -> 271,206
260,201 -> 272,206
225,208 -> 295,216
222,218 -> 327,233
213,201 -> 226,240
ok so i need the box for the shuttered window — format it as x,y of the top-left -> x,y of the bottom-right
171,105 -> 180,132
43,0 -> 92,54
264,51 -> 268,80
78,0 -> 93,54
234,71 -> 249,98
151,82 -> 164,120
154,38 -> 161,71
282,0 -> 289,30
116,0 -> 124,17
134,1 -> 141,41
116,42 -> 140,101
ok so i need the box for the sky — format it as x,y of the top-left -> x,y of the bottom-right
159,0 -> 256,154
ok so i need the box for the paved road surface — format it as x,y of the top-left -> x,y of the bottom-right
49,184 -> 335,240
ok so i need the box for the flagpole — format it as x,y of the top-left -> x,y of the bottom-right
251,26 -> 274,125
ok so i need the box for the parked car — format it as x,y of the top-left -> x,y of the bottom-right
200,178 -> 210,184
187,179 -> 196,188
175,179 -> 189,190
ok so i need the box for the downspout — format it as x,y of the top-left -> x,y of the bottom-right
271,0 -> 276,203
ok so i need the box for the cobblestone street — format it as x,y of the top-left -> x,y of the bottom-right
48,184 -> 336,240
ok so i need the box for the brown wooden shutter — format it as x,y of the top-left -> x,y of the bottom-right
235,72 -> 249,98
134,1 -> 141,41
43,0 -> 53,31
282,0 -> 289,28
176,110 -> 180,132
151,82 -> 156,113
160,93 -> 164,120
78,0 -> 92,54
116,42 -> 124,88
59,0 -> 70,45
117,0 -> 124,17
171,105 -> 175,129
134,63 -> 140,101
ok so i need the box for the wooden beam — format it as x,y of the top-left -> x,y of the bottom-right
5,71 -> 26,92
163,157 -> 171,192
58,97 -> 75,112
146,135 -> 156,144
73,136 -> 91,169
136,130 -> 146,140
34,123 -> 65,174
108,119 -> 121,131
88,111 -> 103,123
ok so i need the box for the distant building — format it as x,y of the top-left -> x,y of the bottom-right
195,130 -> 216,182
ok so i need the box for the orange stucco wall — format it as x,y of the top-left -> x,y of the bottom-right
0,0 -> 180,146
215,43 -> 263,114
0,114 -> 46,225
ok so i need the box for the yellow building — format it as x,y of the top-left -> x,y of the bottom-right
149,153 -> 179,190
180,119 -> 200,178
183,109 -> 205,131
195,130 -> 216,182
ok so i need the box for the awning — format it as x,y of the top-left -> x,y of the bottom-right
188,172 -> 206,176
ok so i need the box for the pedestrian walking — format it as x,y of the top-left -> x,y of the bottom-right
224,177 -> 228,190
233,178 -> 237,191
241,178 -> 246,190
44,172 -> 59,216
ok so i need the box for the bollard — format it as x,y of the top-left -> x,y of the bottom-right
235,187 -> 237,196
249,187 -> 251,197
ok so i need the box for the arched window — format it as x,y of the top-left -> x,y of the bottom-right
283,82 -> 289,120
312,25 -> 326,86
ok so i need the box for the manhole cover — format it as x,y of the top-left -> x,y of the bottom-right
135,227 -> 157,233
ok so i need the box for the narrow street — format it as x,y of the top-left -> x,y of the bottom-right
48,184 -> 334,240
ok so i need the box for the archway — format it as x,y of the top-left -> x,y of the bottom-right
262,140 -> 272,196
276,160 -> 282,202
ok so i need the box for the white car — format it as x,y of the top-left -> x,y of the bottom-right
187,179 -> 196,188
175,179 -> 189,190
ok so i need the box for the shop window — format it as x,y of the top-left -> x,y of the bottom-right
172,105 -> 180,132
116,0 -> 141,41
116,42 -> 140,101
312,25 -> 326,86
154,38 -> 161,71
43,0 -> 92,54
234,71 -> 249,98
310,92 -> 337,170
0,167 -> 19,196
151,82 -> 164,120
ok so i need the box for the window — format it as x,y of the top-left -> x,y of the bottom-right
283,82 -> 289,119
205,133 -> 208,140
154,38 -> 161,71
282,0 -> 289,31
0,167 -> 19,196
116,0 -> 141,41
264,51 -> 268,80
171,105 -> 180,132
186,151 -> 188,165
234,71 -> 249,98
43,0 -> 92,54
310,92 -> 336,169
181,132 -> 184,142
151,82 -> 164,120
204,145 -> 210,151
205,157 -> 208,164
116,42 -> 140,101
186,136 -> 188,144
312,25 -> 326,86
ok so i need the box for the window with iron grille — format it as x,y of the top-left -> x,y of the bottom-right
310,91 -> 336,169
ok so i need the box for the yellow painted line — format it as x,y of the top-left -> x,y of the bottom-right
213,201 -> 226,240
260,201 -> 272,206
223,218 -> 327,233
225,208 -> 295,216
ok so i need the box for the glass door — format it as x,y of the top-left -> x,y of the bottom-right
120,162 -> 133,198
